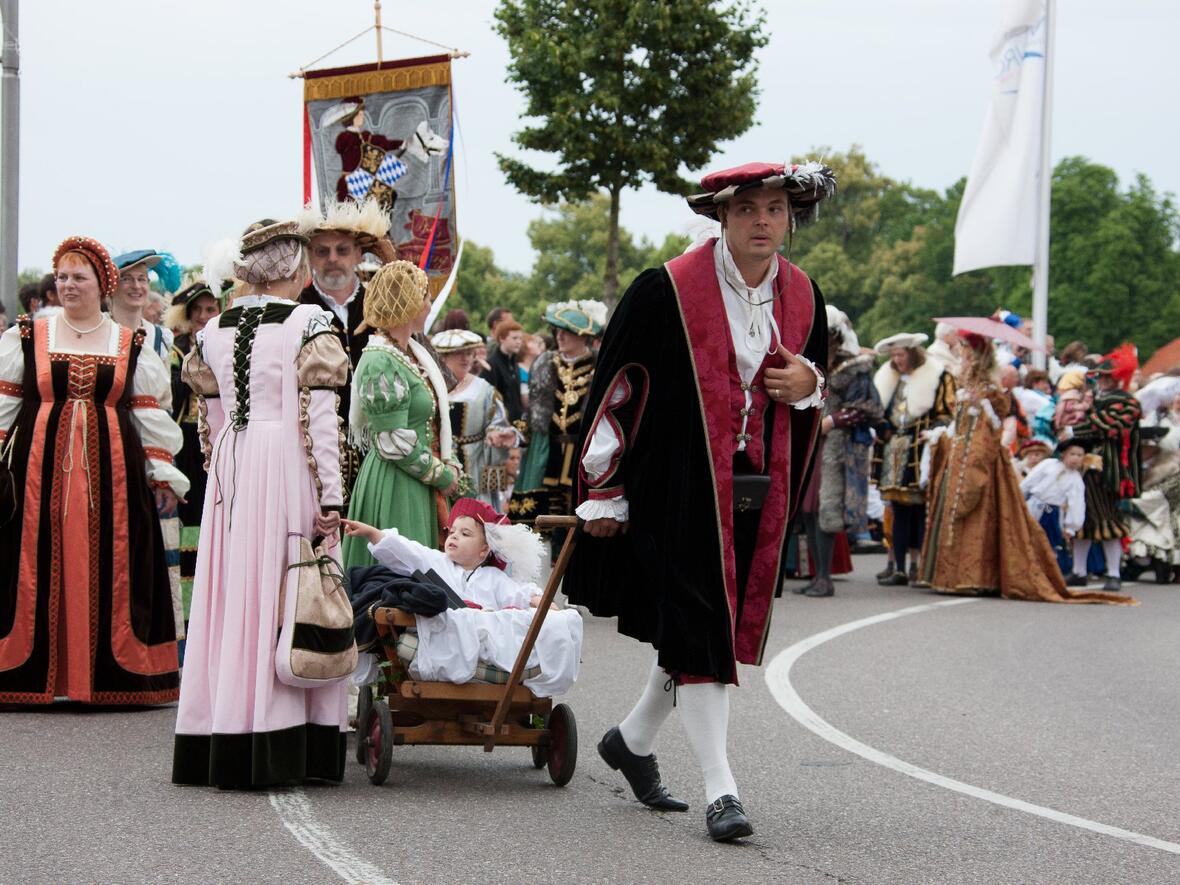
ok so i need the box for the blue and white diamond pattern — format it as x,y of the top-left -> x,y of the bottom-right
345,169 -> 376,199
376,155 -> 407,187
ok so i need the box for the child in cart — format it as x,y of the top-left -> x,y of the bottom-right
342,499 -> 582,697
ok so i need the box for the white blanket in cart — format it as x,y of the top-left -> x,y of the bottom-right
411,607 -> 583,697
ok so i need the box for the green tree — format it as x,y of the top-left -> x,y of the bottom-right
494,0 -> 767,304
451,242 -> 534,333
526,193 -> 689,309
449,197 -> 690,333
18,268 -> 44,287
799,153 -> 1179,356
788,146 -> 941,322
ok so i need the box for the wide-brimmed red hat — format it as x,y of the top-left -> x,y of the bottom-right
686,161 -> 836,223
52,235 -> 120,297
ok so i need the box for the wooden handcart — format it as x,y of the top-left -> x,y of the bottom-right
357,514 -> 580,787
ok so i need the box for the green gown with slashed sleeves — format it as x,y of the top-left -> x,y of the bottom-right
343,337 -> 456,568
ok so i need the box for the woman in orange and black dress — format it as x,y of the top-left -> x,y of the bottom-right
0,236 -> 187,705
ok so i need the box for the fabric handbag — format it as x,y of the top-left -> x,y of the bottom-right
276,533 -> 358,688
733,474 -> 772,512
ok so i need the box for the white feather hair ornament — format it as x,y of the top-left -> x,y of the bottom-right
481,520 -> 548,585
201,236 -> 243,294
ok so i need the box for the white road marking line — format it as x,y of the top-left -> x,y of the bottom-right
269,788 -> 399,884
765,597 -> 1180,856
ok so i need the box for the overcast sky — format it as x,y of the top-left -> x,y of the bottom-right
10,0 -> 1178,275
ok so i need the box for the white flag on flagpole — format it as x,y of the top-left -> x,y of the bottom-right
953,0 -> 1049,276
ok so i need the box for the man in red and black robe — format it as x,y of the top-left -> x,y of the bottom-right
563,162 -> 834,842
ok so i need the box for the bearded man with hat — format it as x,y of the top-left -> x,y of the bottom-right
299,199 -> 398,494
562,161 -> 834,842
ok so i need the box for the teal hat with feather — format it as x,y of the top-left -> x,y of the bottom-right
543,300 -> 607,338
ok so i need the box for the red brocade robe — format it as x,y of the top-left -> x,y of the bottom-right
563,241 -> 827,684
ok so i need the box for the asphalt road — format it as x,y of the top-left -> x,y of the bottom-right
3,553 -> 1178,884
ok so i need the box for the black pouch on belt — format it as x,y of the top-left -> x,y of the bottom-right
732,474 -> 771,512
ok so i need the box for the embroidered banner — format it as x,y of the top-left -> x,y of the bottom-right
304,55 -> 457,290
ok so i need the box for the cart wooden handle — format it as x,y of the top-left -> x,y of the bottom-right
534,515 -> 579,530
483,517 -> 580,751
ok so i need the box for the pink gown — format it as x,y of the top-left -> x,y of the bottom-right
172,297 -> 350,787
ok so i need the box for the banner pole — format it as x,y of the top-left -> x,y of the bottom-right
374,1 -> 383,64
1031,0 -> 1055,370
0,0 -> 19,321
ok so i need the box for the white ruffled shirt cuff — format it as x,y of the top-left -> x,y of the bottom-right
575,496 -> 629,522
790,355 -> 825,411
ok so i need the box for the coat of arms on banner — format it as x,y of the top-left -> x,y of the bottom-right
304,55 -> 456,281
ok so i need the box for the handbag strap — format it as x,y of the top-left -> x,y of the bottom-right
0,426 -> 17,468
286,548 -> 346,594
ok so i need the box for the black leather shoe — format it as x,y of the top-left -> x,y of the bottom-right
1103,576 -> 1122,592
706,795 -> 754,841
878,572 -> 908,586
1065,574 -> 1088,587
597,727 -> 689,812
875,565 -> 895,581
804,578 -> 834,597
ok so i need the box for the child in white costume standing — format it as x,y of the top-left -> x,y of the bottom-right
1021,440 -> 1087,575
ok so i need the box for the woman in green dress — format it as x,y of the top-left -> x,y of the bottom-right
343,261 -> 460,568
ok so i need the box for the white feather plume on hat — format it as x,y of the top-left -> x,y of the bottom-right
318,198 -> 391,241
201,236 -> 243,295
296,203 -> 323,237
482,520 -> 547,585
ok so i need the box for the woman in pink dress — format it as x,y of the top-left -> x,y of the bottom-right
172,219 -> 351,788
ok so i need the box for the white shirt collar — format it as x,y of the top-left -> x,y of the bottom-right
717,234 -> 778,294
312,276 -> 361,308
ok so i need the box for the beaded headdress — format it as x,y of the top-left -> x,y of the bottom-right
52,236 -> 120,297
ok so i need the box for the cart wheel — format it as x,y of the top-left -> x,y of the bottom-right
546,703 -> 577,786
365,700 -> 393,786
355,685 -> 373,764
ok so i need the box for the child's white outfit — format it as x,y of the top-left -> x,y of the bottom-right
367,528 -> 583,697
1021,459 -> 1086,535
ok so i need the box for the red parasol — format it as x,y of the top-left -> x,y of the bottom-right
933,316 -> 1045,352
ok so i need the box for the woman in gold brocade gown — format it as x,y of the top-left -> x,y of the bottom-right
919,333 -> 1132,605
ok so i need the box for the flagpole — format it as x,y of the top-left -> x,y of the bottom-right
1031,0 -> 1055,370
0,0 -> 19,321
374,1 -> 383,64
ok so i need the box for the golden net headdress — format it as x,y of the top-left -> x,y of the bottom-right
363,260 -> 429,331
